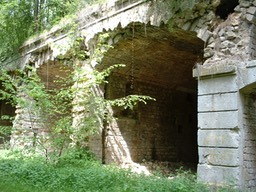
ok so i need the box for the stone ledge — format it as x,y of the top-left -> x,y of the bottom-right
245,60 -> 256,68
193,64 -> 236,78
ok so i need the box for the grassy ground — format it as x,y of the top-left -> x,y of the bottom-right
0,150 -> 237,192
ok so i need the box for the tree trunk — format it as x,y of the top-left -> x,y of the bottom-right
34,0 -> 40,31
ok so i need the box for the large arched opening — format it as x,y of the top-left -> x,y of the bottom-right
99,23 -> 204,169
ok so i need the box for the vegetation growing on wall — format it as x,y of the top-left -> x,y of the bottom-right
166,0 -> 211,30
0,32 -> 154,163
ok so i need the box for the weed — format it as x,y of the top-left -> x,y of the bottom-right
0,150 -> 215,192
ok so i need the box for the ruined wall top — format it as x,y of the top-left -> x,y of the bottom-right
18,0 -> 256,70
192,0 -> 256,78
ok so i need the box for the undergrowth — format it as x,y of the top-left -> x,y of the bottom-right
0,150 -> 238,192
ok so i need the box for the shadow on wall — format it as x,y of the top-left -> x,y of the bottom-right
93,22 -> 203,166
104,118 -> 134,164
103,75 -> 198,165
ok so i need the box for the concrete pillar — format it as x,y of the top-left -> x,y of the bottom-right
193,64 -> 242,187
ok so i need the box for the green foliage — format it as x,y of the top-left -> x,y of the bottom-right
0,115 -> 13,149
109,95 -> 156,110
0,0 -> 83,63
166,0 -> 198,30
0,127 -> 11,149
0,0 -> 33,59
94,64 -> 126,84
0,150 -> 217,192
0,0 -> 110,64
0,32 -> 155,163
0,70 -> 20,106
69,33 -> 155,147
0,150 -> 236,192
0,67 -> 73,162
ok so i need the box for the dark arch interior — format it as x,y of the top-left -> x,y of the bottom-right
100,23 -> 204,167
37,60 -> 72,90
0,99 -> 15,146
215,0 -> 239,19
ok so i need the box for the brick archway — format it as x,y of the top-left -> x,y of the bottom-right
91,23 -> 204,166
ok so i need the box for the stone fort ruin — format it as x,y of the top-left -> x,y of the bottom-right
2,0 -> 256,190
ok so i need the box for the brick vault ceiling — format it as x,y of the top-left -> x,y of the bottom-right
37,25 -> 204,92
101,25 -> 204,91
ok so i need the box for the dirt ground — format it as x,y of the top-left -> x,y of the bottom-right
121,161 -> 197,176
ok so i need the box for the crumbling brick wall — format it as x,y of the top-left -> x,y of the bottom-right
243,92 -> 256,189
101,73 -> 197,164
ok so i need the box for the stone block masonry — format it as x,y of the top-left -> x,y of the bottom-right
194,61 -> 256,190
195,69 -> 241,186
198,130 -> 240,148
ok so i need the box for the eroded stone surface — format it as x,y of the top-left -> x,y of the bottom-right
198,130 -> 240,148
198,147 -> 239,166
198,111 -> 239,129
197,164 -> 240,185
